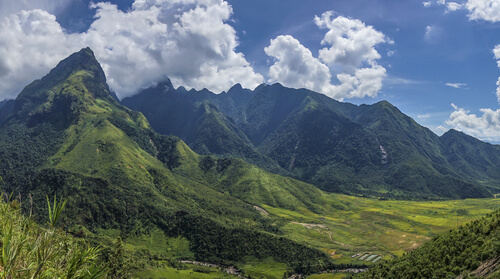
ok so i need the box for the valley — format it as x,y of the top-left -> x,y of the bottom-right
0,48 -> 498,278
125,194 -> 500,278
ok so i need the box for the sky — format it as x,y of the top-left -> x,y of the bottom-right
1,0 -> 500,142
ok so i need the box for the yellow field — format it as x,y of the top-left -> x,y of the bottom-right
262,194 -> 500,262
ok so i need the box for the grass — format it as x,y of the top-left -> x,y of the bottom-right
134,264 -> 238,279
307,273 -> 346,278
261,194 -> 500,264
128,194 -> 500,278
0,196 -> 106,278
239,258 -> 288,279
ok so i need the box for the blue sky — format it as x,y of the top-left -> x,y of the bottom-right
1,0 -> 500,142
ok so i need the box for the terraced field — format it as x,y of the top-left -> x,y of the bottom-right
134,264 -> 239,278
262,194 -> 500,263
134,195 -> 500,278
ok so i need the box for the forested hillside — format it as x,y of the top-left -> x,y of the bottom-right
122,81 -> 500,200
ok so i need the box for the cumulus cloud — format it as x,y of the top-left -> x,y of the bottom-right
265,12 -> 388,101
445,82 -> 467,88
0,10 -> 82,99
467,0 -> 500,21
436,0 -> 500,22
0,0 -> 264,99
445,103 -> 500,141
264,35 -> 334,95
314,12 -> 386,70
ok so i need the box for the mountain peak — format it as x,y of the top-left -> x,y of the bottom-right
17,47 -> 108,100
228,83 -> 243,92
13,47 -> 115,128
49,47 -> 106,85
155,76 -> 174,91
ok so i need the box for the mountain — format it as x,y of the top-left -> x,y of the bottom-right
121,80 -> 285,173
122,81 -> 498,200
354,209 -> 500,278
440,129 -> 500,182
0,48 -> 333,274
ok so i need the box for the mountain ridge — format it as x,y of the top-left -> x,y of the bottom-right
123,79 -> 499,200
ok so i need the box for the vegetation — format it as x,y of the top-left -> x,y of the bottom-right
353,210 -> 500,278
1,47 -> 499,279
0,48 -> 333,275
259,193 -> 500,260
134,263 -> 238,279
0,193 -> 106,278
123,80 -> 500,200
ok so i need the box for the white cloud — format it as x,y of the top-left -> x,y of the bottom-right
0,0 -> 264,99
439,0 -> 500,22
264,35 -> 334,96
425,25 -> 433,40
423,1 -> 432,7
0,10 -> 82,99
445,82 -> 467,88
493,45 -> 500,102
264,12 -> 388,101
434,0 -> 465,12
467,0 -> 500,22
444,103 -> 500,141
496,77 -> 500,103
418,113 -> 431,119
85,1 -> 263,97
314,12 -> 387,69
446,2 -> 465,12
494,44 -> 500,66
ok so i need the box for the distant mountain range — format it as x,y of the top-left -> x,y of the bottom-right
122,79 -> 500,200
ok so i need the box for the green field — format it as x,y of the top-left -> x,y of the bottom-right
239,258 -> 288,279
135,264 -> 239,279
132,195 -> 500,278
307,274 -> 346,279
262,194 -> 500,261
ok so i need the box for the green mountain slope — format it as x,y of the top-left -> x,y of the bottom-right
121,80 -> 283,173
123,81 -> 496,200
354,209 -> 500,278
441,129 -> 500,184
0,48 -> 333,273
351,101 -> 490,199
